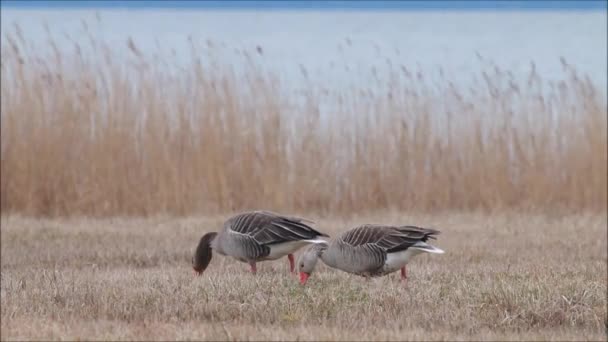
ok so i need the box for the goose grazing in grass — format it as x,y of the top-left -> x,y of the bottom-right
297,224 -> 444,285
192,210 -> 329,276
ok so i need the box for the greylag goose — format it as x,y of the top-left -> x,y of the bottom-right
192,210 -> 329,275
297,224 -> 444,284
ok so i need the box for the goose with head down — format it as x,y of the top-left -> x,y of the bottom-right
297,224 -> 444,284
192,210 -> 329,275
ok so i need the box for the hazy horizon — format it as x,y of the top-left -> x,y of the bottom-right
2,8 -> 606,94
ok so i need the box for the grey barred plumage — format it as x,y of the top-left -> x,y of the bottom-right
298,224 -> 444,284
193,210 -> 329,276
226,210 -> 327,246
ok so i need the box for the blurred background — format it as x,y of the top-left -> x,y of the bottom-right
1,0 -> 606,217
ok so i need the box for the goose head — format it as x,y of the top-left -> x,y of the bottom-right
192,232 -> 218,275
297,242 -> 327,285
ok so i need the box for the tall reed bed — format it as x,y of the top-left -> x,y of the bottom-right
1,28 -> 606,217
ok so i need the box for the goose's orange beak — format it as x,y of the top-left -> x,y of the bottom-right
299,272 -> 310,285
193,267 -> 203,276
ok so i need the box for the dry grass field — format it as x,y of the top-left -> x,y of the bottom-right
1,24 -> 607,341
1,212 -> 607,341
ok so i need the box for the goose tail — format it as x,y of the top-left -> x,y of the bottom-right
410,241 -> 445,254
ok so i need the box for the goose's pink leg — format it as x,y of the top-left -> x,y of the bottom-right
288,254 -> 295,273
249,262 -> 257,275
400,266 -> 407,282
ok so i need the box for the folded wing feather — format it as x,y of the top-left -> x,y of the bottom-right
228,211 -> 327,246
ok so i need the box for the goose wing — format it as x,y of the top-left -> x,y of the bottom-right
340,224 -> 440,253
227,210 -> 328,246
382,225 -> 440,253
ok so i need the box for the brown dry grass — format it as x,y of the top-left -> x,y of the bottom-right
1,212 -> 606,341
1,27 -> 607,218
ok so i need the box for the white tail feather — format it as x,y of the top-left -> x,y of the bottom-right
411,241 -> 445,254
306,239 -> 329,244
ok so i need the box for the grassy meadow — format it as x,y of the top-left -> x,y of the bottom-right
1,25 -> 607,341
1,213 -> 607,340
